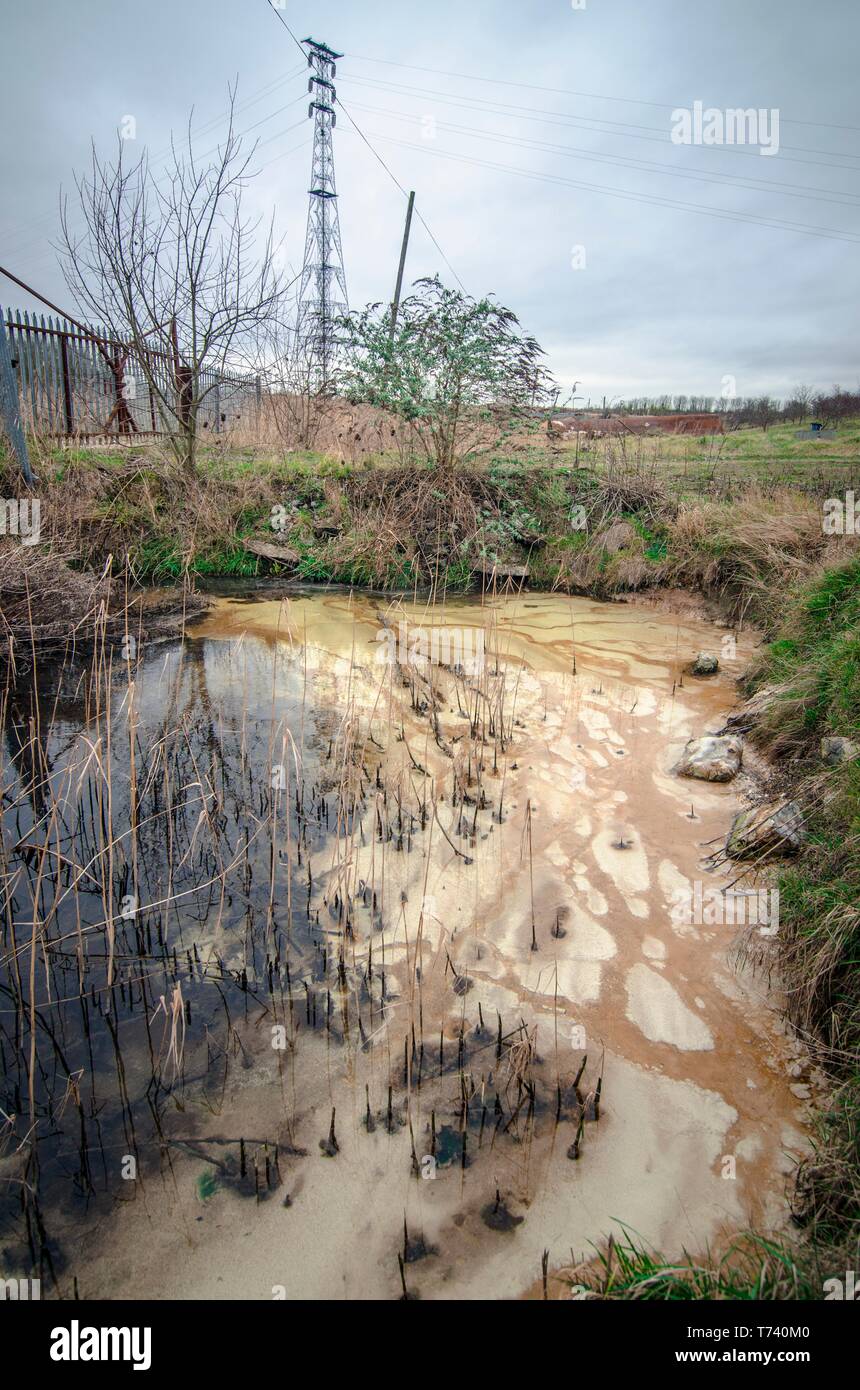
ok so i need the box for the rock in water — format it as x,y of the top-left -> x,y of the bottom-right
726,801 -> 806,859
691,652 -> 719,676
676,734 -> 742,782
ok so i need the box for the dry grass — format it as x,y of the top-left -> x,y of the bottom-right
4,432 -> 857,630
0,543 -> 112,667
664,489 -> 848,629
340,464 -> 498,577
231,394 -> 413,463
0,541 -> 206,675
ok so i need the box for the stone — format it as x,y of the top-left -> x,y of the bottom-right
243,538 -> 299,565
726,801 -> 806,860
472,559 -> 530,579
676,734 -> 743,782
820,735 -> 859,767
722,684 -> 781,733
691,652 -> 719,676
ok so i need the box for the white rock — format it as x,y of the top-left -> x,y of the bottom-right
676,735 -> 743,782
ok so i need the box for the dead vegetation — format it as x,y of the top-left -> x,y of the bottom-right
0,544 -> 111,664
0,558 -> 610,1294
4,420 -> 857,619
0,542 -> 205,674
665,490 -> 841,630
336,464 -> 500,579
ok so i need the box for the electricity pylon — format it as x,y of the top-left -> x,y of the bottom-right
295,37 -> 349,391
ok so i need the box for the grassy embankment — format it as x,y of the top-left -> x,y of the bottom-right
2,419 -> 854,603
749,560 -> 860,1257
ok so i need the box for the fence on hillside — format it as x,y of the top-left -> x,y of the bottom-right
1,306 -> 259,442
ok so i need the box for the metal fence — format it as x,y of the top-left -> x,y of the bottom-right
1,306 -> 259,441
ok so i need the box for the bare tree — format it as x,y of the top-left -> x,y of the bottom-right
753,395 -> 779,431
257,327 -> 332,453
785,383 -> 813,424
811,385 -> 860,428
59,89 -> 283,475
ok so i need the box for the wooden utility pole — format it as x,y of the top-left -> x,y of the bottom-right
389,191 -> 416,340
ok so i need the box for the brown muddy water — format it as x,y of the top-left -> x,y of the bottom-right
0,586 -> 809,1300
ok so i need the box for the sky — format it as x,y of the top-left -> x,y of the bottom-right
1,0 -> 858,404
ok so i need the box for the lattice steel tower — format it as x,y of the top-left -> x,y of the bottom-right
296,37 -> 349,389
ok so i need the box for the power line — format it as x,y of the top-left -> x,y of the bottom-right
0,64 -> 308,252
3,117 -> 311,280
336,97 -> 468,292
412,205 -> 468,294
264,0 -> 314,62
3,4 -> 308,271
0,257 -> 304,330
340,73 -> 860,174
349,51 -> 860,136
3,61 -> 311,263
256,133 -> 312,174
145,64 -> 308,164
361,130 -> 860,244
342,100 -> 468,290
346,99 -> 860,210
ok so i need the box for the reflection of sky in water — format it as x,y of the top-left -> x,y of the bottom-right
0,625 -> 357,1222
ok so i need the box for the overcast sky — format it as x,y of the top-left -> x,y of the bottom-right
1,0 -> 858,403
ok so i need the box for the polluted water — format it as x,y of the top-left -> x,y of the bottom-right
0,585 -> 809,1300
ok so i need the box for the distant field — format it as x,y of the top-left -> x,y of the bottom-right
530,418 -> 860,493
29,416 -> 860,505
